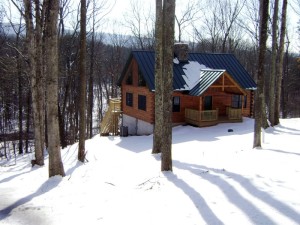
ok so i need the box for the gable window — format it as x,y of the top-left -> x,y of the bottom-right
138,68 -> 146,86
231,95 -> 247,108
172,96 -> 180,112
138,95 -> 146,111
126,70 -> 133,85
126,92 -> 133,107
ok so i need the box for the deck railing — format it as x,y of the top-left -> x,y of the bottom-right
201,109 -> 218,121
185,107 -> 242,127
185,108 -> 218,126
227,107 -> 242,120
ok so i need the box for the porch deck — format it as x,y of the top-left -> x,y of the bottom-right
185,108 -> 242,127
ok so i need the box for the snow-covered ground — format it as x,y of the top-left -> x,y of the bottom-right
1,118 -> 300,225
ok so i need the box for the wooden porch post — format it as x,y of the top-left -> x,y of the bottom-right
242,95 -> 244,115
199,97 -> 202,111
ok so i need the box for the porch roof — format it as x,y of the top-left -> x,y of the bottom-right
189,69 -> 226,96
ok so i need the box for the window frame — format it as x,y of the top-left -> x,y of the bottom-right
126,92 -> 133,107
138,68 -> 146,87
138,94 -> 147,111
231,95 -> 247,109
172,96 -> 181,112
126,69 -> 133,85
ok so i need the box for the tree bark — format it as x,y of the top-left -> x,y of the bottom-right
16,31 -> 23,155
78,0 -> 87,162
161,0 -> 175,171
268,0 -> 279,126
44,0 -> 65,177
23,0 -> 45,166
274,0 -> 288,125
253,0 -> 269,148
152,0 -> 163,154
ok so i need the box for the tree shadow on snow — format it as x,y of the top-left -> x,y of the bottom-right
0,168 -> 38,185
275,124 -> 300,134
171,122 -> 254,146
165,172 -> 225,225
173,160 -> 300,225
115,135 -> 152,153
0,176 -> 62,220
261,148 -> 300,157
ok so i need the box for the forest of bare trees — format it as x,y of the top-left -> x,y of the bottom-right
0,0 -> 299,174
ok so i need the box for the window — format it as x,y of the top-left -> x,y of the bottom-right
231,95 -> 247,108
204,96 -> 212,110
172,96 -> 180,112
138,95 -> 146,111
243,95 -> 247,108
126,93 -> 133,107
138,68 -> 146,86
126,70 -> 133,85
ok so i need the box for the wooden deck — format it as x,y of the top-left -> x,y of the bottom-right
185,108 -> 242,127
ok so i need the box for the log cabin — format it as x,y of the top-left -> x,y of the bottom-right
111,44 -> 256,136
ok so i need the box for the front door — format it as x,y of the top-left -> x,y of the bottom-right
204,96 -> 212,110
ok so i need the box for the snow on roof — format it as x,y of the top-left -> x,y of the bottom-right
173,57 -> 180,64
181,61 -> 209,90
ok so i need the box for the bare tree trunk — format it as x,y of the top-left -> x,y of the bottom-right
78,0 -> 87,162
25,91 -> 31,153
268,0 -> 279,126
253,0 -> 269,148
274,0 -> 287,125
87,5 -> 96,139
23,0 -> 45,166
44,0 -> 65,177
161,0 -> 175,171
152,0 -> 163,154
152,0 -> 175,171
16,31 -> 23,155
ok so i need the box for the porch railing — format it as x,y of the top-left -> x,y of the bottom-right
227,107 -> 242,120
185,107 -> 242,127
185,108 -> 218,125
201,109 -> 218,121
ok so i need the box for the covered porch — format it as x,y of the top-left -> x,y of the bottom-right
185,107 -> 243,127
184,69 -> 247,127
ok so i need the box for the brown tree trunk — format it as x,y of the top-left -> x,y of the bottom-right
44,0 -> 65,177
16,32 -> 23,154
78,0 -> 87,162
253,0 -> 269,148
274,0 -> 288,125
268,0 -> 279,126
88,18 -> 95,139
161,0 -> 175,171
152,0 -> 163,154
23,0 -> 45,166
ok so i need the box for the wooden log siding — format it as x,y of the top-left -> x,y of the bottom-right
121,59 -> 155,124
120,58 -> 253,125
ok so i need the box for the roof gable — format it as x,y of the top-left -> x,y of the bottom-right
118,51 -> 256,92
189,69 -> 225,96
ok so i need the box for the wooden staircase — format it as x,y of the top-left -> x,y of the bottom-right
100,98 -> 122,136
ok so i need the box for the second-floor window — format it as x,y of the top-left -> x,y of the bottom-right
138,68 -> 146,86
126,92 -> 133,107
126,70 -> 133,85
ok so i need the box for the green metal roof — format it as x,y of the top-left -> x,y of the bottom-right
118,51 -> 257,93
189,69 -> 226,96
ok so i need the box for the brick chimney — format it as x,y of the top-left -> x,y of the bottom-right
174,43 -> 189,63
